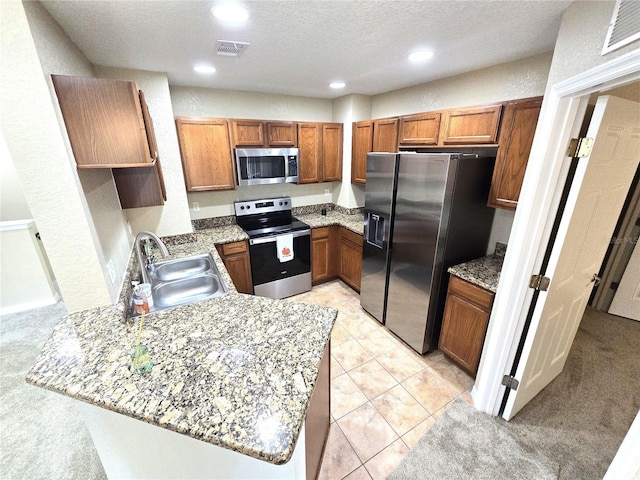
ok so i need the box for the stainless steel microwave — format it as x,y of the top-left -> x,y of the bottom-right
235,148 -> 299,186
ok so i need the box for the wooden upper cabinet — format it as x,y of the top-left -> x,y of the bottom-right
372,118 -> 399,152
231,119 -> 297,147
175,117 -> 236,192
488,96 -> 543,209
322,123 -> 343,182
440,105 -> 502,144
51,75 -> 155,168
297,122 -> 323,184
398,112 -> 441,146
351,121 -> 373,184
231,119 -> 265,146
267,122 -> 297,146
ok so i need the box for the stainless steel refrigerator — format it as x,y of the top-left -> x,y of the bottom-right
360,152 -> 495,354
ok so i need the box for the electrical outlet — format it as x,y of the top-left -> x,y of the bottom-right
106,259 -> 116,285
193,201 -> 200,211
324,188 -> 330,196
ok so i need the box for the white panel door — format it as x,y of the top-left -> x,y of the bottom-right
609,240 -> 640,321
503,95 -> 640,419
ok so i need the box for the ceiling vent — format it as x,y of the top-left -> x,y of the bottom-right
216,40 -> 250,57
602,0 -> 640,55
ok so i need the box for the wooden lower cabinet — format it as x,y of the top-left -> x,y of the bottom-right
311,226 -> 338,284
215,241 -> 253,294
305,341 -> 330,480
439,276 -> 495,377
311,226 -> 363,292
338,228 -> 363,292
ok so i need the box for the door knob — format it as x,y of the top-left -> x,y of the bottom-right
589,274 -> 601,287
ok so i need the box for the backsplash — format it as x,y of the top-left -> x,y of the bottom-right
191,204 -> 363,231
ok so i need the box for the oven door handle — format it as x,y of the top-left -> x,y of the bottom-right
249,229 -> 311,245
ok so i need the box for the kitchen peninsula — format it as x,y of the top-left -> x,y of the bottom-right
26,227 -> 337,480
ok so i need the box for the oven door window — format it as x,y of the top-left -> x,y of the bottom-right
239,155 -> 286,181
250,234 -> 311,286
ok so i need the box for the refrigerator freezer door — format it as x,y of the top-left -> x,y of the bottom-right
360,153 -> 398,323
384,153 -> 451,353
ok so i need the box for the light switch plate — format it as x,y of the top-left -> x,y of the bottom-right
324,188 -> 330,196
193,202 -> 200,211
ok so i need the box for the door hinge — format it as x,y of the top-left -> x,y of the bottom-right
529,274 -> 551,291
502,375 -> 520,391
567,137 -> 594,158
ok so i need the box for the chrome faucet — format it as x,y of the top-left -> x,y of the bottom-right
135,231 -> 169,284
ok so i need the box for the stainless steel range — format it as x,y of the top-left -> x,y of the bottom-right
235,196 -> 311,299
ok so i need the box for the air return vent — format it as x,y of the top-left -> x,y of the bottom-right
602,0 -> 640,55
216,40 -> 250,57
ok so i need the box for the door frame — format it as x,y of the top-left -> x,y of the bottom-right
472,48 -> 640,415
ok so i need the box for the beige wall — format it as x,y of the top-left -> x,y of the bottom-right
0,132 -> 32,222
332,94 -> 371,208
170,86 -> 337,218
0,1 -> 113,311
547,1 -> 640,88
94,67 -> 193,237
371,52 -> 553,119
23,0 -> 135,305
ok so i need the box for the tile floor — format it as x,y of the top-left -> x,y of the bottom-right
288,280 -> 474,480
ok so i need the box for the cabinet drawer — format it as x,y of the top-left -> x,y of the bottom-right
312,227 -> 330,240
221,241 -> 247,256
448,276 -> 494,310
340,227 -> 363,247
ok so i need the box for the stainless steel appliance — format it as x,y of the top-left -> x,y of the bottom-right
235,148 -> 299,186
235,196 -> 311,299
360,152 -> 495,354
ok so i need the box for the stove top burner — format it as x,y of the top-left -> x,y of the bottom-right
234,196 -> 310,239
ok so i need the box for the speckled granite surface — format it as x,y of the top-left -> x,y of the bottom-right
26,229 -> 336,465
296,211 -> 364,235
447,243 -> 506,293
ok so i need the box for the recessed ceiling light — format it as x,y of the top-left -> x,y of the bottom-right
211,4 -> 249,23
407,50 -> 434,62
193,65 -> 216,74
329,82 -> 346,89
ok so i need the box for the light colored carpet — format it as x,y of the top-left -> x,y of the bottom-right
390,307 -> 640,480
0,302 -> 106,480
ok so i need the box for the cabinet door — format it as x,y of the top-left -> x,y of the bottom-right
398,113 -> 441,146
440,105 -> 502,144
312,227 -> 338,284
351,121 -> 373,184
297,123 -> 322,184
488,97 -> 543,209
175,118 -> 236,192
112,161 -> 165,208
51,75 -> 154,168
372,118 -> 399,152
322,123 -> 343,182
217,241 -> 253,294
267,122 -> 297,146
339,228 -> 363,292
439,276 -> 494,376
231,119 -> 265,146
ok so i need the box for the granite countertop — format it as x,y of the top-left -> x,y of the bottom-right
296,211 -> 364,235
26,228 -> 337,465
447,243 -> 507,293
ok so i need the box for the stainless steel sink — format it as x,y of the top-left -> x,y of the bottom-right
132,253 -> 228,316
152,255 -> 212,282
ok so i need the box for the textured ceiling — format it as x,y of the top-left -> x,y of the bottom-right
41,0 -> 573,99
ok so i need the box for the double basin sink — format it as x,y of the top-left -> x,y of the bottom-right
132,253 -> 228,316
